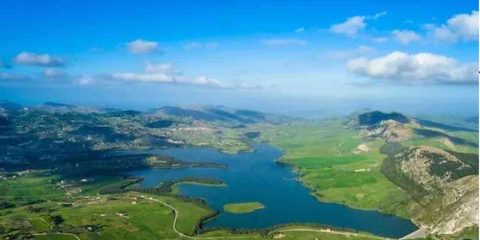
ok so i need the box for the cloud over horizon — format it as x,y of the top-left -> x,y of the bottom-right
111,63 -> 223,88
347,51 -> 477,84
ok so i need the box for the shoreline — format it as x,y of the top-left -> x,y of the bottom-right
269,142 -> 418,223
126,143 -> 417,238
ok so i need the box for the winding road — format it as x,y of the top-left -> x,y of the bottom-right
143,196 -> 248,239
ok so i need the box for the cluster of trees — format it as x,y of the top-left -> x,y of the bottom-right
136,177 -> 224,196
194,211 -> 221,234
445,150 -> 479,171
60,223 -> 102,234
196,223 -> 358,236
380,145 -> 429,199
422,152 -> 477,180
99,176 -> 224,204
49,215 -> 65,226
358,111 -> 410,126
99,177 -> 144,194
0,201 -> 15,209
147,156 -> 226,169
379,142 -> 406,156
170,177 -> 224,186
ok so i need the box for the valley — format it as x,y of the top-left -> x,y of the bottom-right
0,102 -> 478,240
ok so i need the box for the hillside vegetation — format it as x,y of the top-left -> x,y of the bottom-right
250,111 -> 478,238
0,102 -> 477,239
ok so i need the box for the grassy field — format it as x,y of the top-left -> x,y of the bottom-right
433,225 -> 479,240
247,117 -> 479,238
0,171 -> 66,204
265,226 -> 382,240
223,201 -> 265,214
249,120 -> 415,218
0,171 -> 211,239
34,233 -> 80,240
55,194 -> 211,239
406,128 -> 478,154
0,171 -> 383,240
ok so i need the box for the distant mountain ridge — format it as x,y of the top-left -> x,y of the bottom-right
150,105 -> 292,124
357,111 -> 411,126
0,100 -> 22,110
351,110 -> 478,145
43,102 -> 77,108
0,101 -> 291,124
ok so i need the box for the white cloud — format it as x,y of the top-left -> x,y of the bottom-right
427,11 -> 478,42
392,30 -> 422,45
14,52 -> 64,67
329,12 -> 387,37
330,16 -> 366,37
371,11 -> 388,20
126,39 -> 159,54
260,38 -> 307,46
347,51 -> 477,84
234,81 -> 264,89
184,41 -> 219,50
181,76 -> 222,88
112,72 -> 173,83
111,63 -> 224,88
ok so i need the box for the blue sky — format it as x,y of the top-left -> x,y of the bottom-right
0,0 -> 478,116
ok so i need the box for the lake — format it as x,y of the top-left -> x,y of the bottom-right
127,143 -> 417,238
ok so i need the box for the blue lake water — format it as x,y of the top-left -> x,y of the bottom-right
127,143 -> 417,238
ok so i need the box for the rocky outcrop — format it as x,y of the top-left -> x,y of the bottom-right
429,175 -> 478,234
366,120 -> 413,142
382,145 -> 478,235
352,111 -> 418,142
399,146 -> 474,188
352,143 -> 370,154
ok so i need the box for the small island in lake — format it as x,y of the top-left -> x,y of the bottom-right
223,202 -> 265,214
